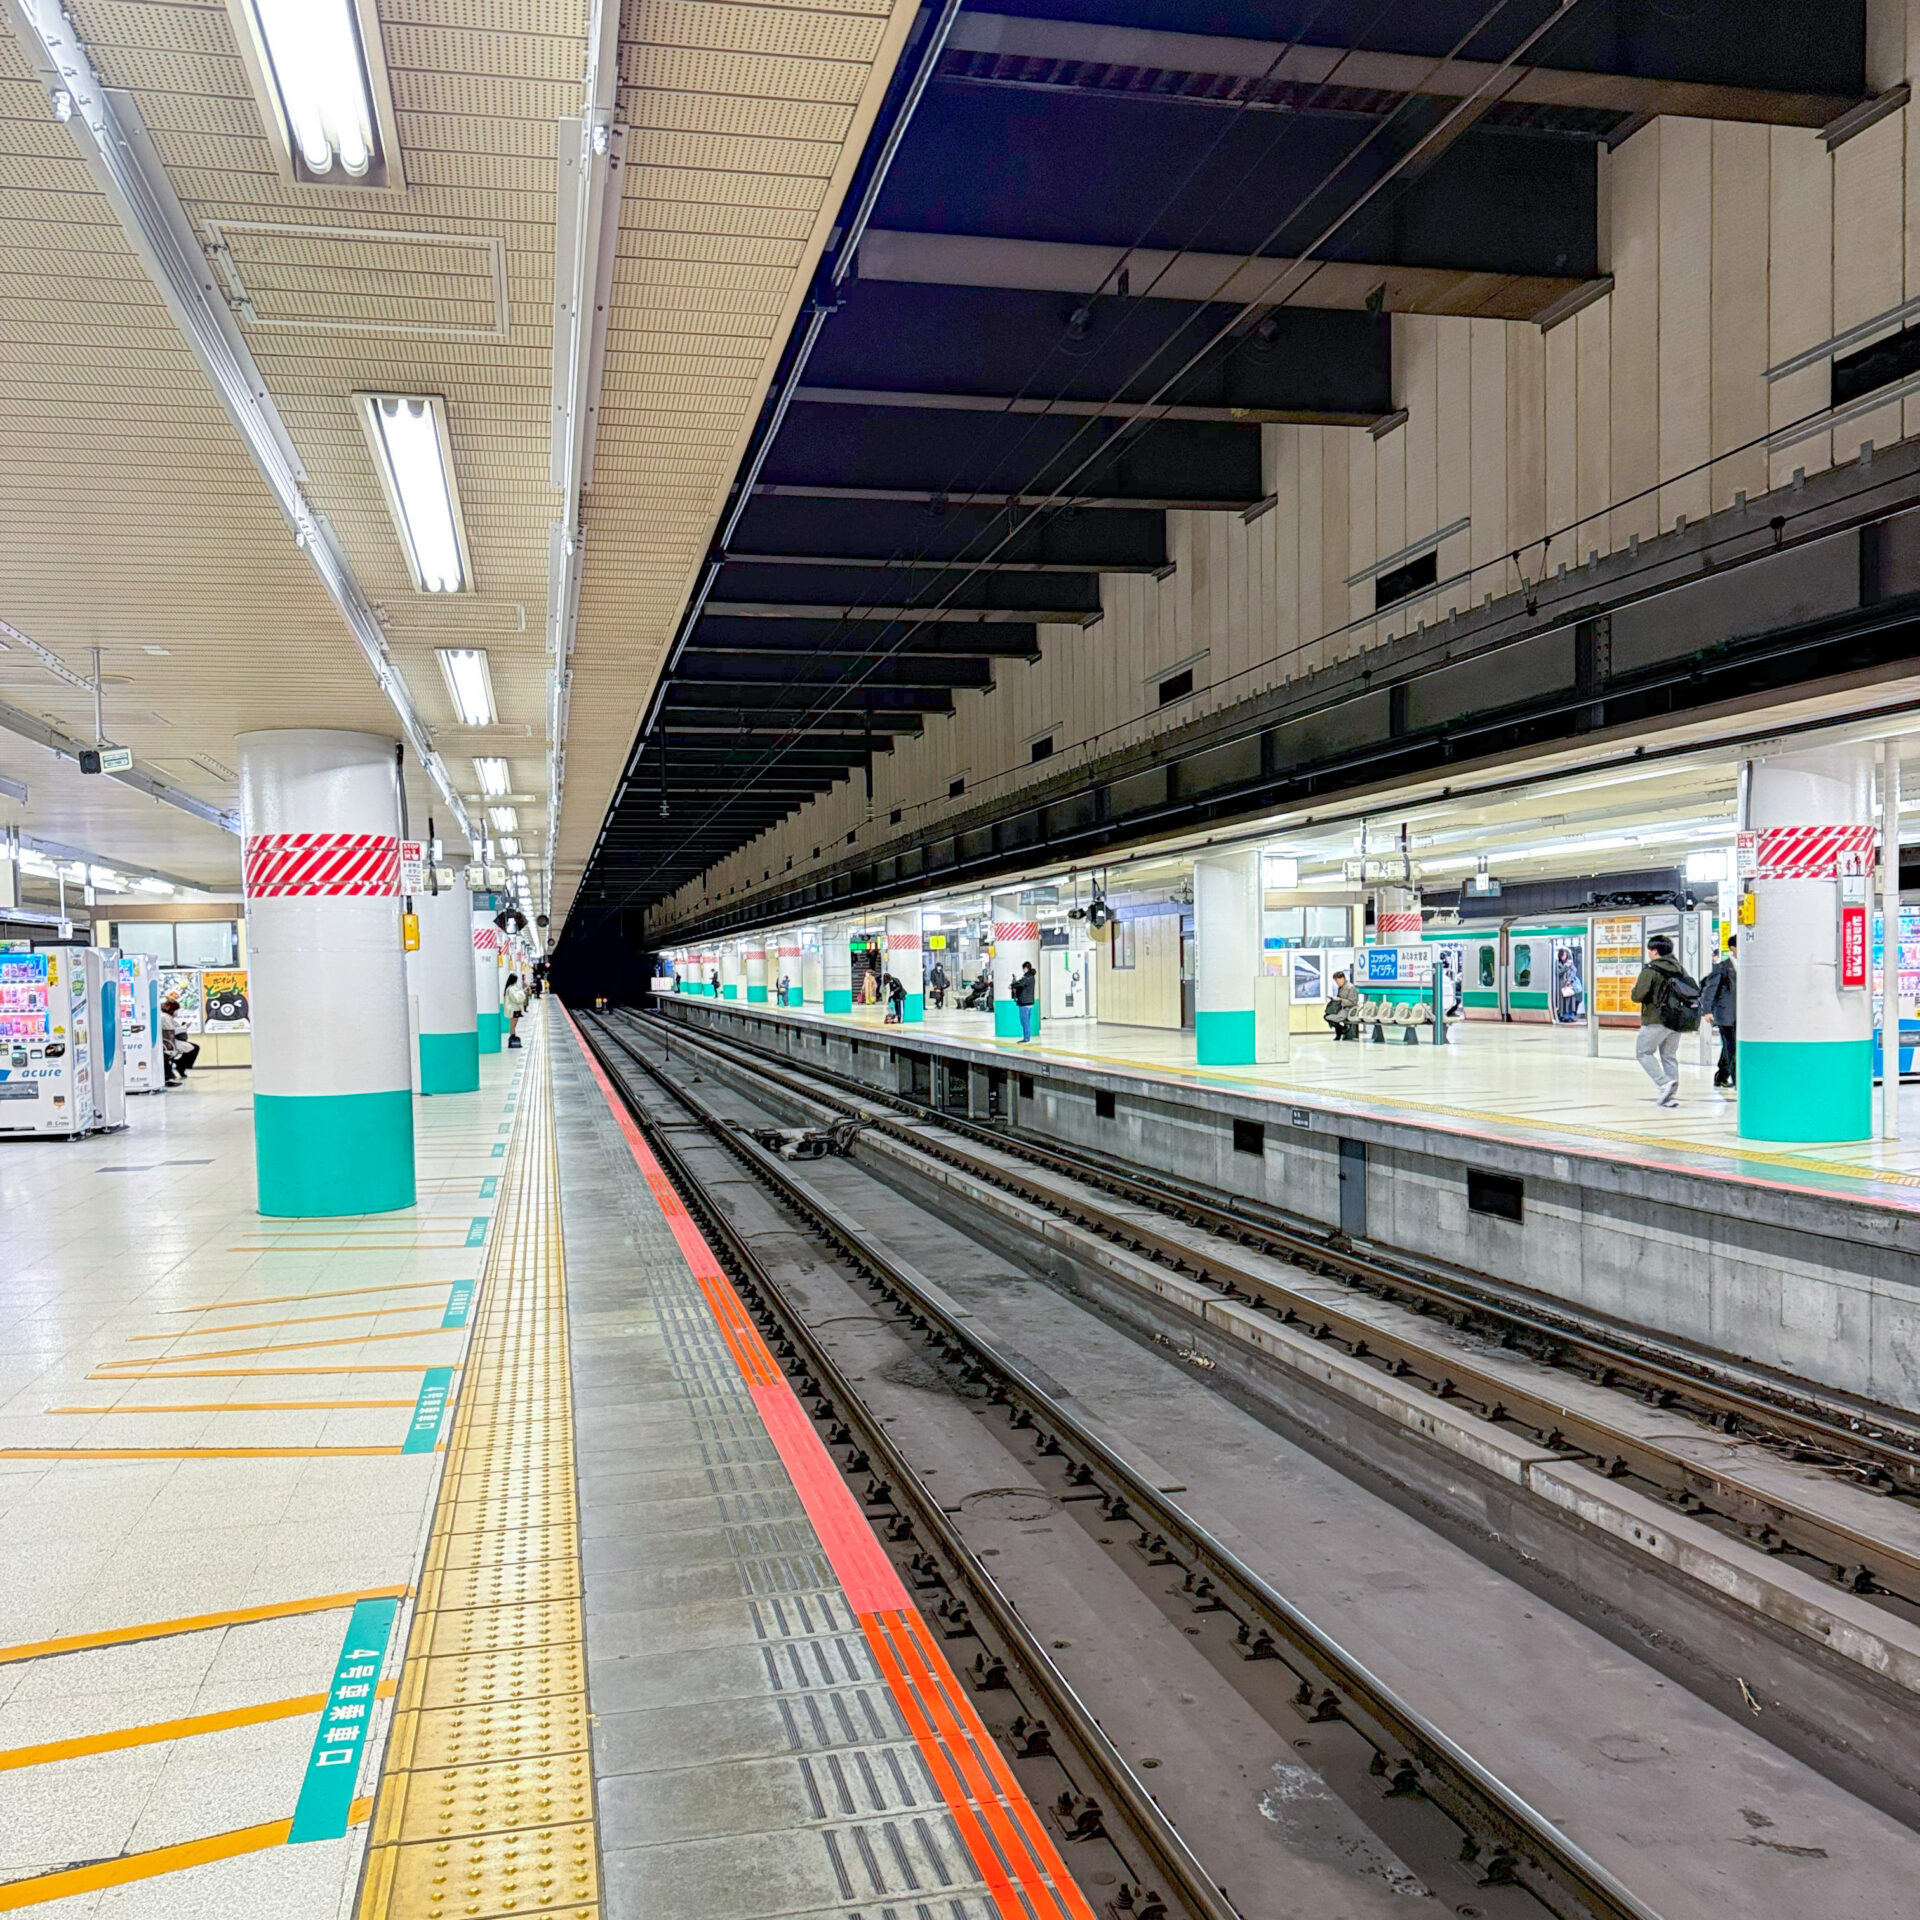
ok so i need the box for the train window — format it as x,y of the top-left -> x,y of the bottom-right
1477,947 -> 1495,988
1512,943 -> 1532,987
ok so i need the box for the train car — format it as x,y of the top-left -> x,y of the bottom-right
1430,922 -> 1592,1024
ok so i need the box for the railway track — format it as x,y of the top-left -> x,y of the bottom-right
577,1010 -> 1662,1920
630,1002 -> 1920,1626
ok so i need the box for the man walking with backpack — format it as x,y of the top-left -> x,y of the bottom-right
1630,932 -> 1699,1107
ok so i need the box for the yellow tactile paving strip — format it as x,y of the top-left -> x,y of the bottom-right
357,1018 -> 600,1920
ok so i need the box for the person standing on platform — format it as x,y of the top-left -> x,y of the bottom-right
503,973 -> 528,1048
1700,936 -> 1738,1091
883,971 -> 906,1024
1630,934 -> 1694,1107
928,959 -> 949,1010
1011,960 -> 1038,1042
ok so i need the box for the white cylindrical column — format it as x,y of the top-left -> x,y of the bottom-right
1883,741 -> 1902,1142
1194,849 -> 1262,1065
886,910 -> 924,1022
472,898 -> 503,1052
408,882 -> 479,1093
720,942 -> 742,1001
823,923 -> 853,1014
777,933 -> 803,1006
239,729 -> 414,1216
1741,743 -> 1875,1142
744,940 -> 769,1003
991,893 -> 1039,1041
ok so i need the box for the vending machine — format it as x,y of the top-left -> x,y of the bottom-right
120,952 -> 163,1093
84,947 -> 127,1131
0,949 -> 94,1136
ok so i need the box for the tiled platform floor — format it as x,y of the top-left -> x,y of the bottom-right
0,1044 -> 524,1914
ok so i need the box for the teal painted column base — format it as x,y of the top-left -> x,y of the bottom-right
256,1089 -> 415,1216
1739,1037 -> 1873,1142
747,985 -> 768,1003
477,1010 -> 502,1054
903,994 -> 924,1023
824,989 -> 853,1014
994,1002 -> 1040,1039
785,988 -> 804,1007
419,1029 -> 480,1095
1196,1007 -> 1257,1066
723,984 -> 739,1000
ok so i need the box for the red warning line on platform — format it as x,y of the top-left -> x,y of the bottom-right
565,1008 -> 1094,1920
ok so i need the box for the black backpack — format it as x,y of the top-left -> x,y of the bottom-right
1657,968 -> 1703,1033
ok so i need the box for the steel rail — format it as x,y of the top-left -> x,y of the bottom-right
585,1011 -> 1665,1920
631,1004 -> 1920,1610
572,1015 -> 1244,1920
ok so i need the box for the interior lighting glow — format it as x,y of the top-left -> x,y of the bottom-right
497,838 -> 520,857
362,396 -> 468,593
488,806 -> 518,832
437,648 -> 496,727
474,757 -> 510,798
244,0 -> 378,179
134,878 -> 175,895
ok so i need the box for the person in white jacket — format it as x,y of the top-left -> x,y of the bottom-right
503,974 -> 529,1049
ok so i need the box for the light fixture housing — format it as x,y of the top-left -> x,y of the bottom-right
227,0 -> 404,189
474,757 -> 511,798
488,806 -> 519,833
437,647 -> 496,728
358,395 -> 473,594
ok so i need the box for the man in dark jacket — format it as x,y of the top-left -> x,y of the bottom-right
1630,933 -> 1691,1107
1011,961 -> 1038,1042
1700,936 -> 1737,1090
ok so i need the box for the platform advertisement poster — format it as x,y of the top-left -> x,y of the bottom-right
1290,952 -> 1325,1006
1872,906 -> 1920,1053
1593,916 -> 1643,1017
159,968 -> 202,1031
201,969 -> 251,1031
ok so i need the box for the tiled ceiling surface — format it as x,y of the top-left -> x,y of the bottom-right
0,0 -> 914,918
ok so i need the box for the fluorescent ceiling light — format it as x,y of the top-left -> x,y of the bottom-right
437,648 -> 496,727
359,395 -> 471,594
235,0 -> 388,184
489,806 -> 518,832
134,878 -> 174,895
497,837 -> 520,857
507,858 -> 528,873
474,757 -> 510,797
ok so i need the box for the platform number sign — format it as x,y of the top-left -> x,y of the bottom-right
1841,903 -> 1869,989
288,1595 -> 400,1842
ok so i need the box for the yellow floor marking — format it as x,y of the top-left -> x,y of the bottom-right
0,1800 -> 372,1909
0,1680 -> 397,1772
224,1242 -> 472,1253
49,1400 -> 416,1414
166,1280 -> 459,1313
129,1303 -> 446,1341
87,1365 -> 461,1381
95,1325 -> 465,1371
357,1016 -> 600,1920
0,1586 -> 410,1666
0,1446 -> 421,1461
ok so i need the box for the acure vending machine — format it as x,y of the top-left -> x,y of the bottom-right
0,949 -> 94,1137
119,952 -> 163,1093
84,947 -> 126,1130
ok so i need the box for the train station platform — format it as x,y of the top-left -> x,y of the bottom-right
657,994 -> 1920,1213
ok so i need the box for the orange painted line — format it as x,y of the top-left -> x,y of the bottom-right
130,1303 -> 446,1341
0,1586 -> 410,1666
165,1280 -> 458,1313
49,1400 -> 415,1414
95,1326 -> 463,1370
86,1365 -> 460,1381
0,1798 -> 372,1909
0,1679 -> 397,1773
0,1446 -> 412,1461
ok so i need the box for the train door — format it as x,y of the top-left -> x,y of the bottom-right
1459,931 -> 1503,1020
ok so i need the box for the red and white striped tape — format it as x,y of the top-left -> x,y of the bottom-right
993,920 -> 1040,943
473,924 -> 500,953
1755,824 -> 1878,880
244,832 -> 399,899
888,931 -> 920,951
1377,911 -> 1423,935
